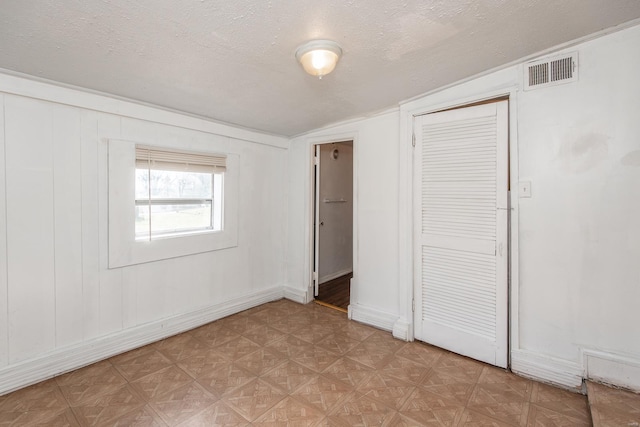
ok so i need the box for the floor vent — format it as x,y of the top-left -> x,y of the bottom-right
524,52 -> 578,90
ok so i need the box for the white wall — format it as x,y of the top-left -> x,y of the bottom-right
0,75 -> 289,394
515,25 -> 640,389
287,23 -> 640,390
318,142 -> 353,283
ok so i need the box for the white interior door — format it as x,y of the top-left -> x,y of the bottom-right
413,101 -> 509,368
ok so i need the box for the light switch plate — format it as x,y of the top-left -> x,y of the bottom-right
519,181 -> 532,198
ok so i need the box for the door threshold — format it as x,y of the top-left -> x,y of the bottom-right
314,300 -> 348,314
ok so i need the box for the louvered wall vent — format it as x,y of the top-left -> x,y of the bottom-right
524,52 -> 578,90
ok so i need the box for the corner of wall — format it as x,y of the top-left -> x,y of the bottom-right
283,284 -> 308,304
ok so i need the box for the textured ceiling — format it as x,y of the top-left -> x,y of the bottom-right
1,1 -> 640,136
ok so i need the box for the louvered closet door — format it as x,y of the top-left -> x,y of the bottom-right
413,101 -> 508,368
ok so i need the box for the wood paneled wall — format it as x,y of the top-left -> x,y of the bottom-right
0,90 -> 288,372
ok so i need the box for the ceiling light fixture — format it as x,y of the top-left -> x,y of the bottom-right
295,40 -> 342,79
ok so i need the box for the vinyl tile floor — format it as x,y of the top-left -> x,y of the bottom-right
587,381 -> 640,427
0,299 -> 593,426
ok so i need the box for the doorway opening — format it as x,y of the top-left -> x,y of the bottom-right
312,141 -> 353,313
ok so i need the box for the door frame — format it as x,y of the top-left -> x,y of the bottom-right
399,87 -> 520,366
313,141 -> 354,297
413,100 -> 510,367
305,132 -> 359,307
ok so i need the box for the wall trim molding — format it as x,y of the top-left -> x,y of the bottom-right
283,285 -> 308,305
0,70 -> 288,149
510,349 -> 583,391
348,303 -> 399,333
583,349 -> 640,392
0,286 -> 283,396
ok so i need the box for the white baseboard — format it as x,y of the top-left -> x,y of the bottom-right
318,269 -> 352,285
348,303 -> 399,333
283,285 -> 308,304
392,319 -> 411,342
511,349 -> 583,391
0,286 -> 283,396
583,349 -> 640,392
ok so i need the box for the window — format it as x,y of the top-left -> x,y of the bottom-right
134,146 -> 225,240
108,140 -> 239,268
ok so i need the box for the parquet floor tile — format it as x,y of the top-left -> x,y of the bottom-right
260,360 -> 317,394
130,366 -> 194,401
291,375 -> 355,413
148,382 -> 217,425
587,380 -> 640,427
70,384 -> 147,426
321,356 -> 375,388
195,362 -> 257,398
111,349 -> 174,382
175,400 -> 248,426
1,299 -> 619,426
252,396 -> 326,426
221,378 -> 287,421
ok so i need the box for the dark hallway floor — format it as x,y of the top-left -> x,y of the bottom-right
315,273 -> 351,311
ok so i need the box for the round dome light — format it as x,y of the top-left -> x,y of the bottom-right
295,40 -> 342,79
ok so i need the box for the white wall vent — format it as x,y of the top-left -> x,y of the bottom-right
524,52 -> 578,90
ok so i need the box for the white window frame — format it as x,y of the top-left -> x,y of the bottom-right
134,145 -> 225,240
108,139 -> 239,268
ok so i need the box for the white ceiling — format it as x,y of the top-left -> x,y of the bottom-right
1,1 -> 640,136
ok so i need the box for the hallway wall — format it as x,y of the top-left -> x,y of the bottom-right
317,142 -> 353,283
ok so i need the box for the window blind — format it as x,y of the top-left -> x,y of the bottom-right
135,146 -> 226,173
